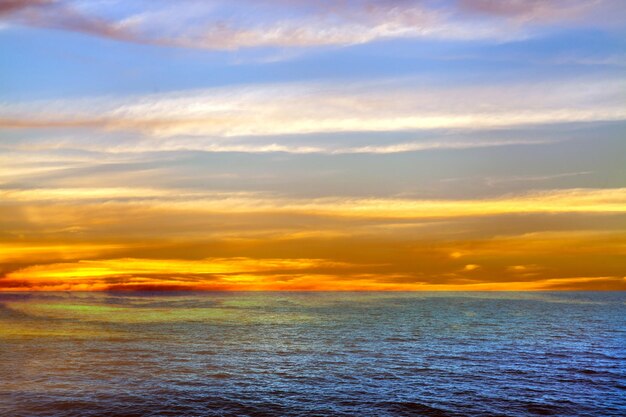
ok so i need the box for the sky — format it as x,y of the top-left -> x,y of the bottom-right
0,0 -> 625,291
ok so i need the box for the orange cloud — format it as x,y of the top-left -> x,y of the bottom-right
2,229 -> 625,291
2,180 -> 625,292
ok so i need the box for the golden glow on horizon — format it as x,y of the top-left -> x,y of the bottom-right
7,257 -> 348,279
2,231 -> 625,291
2,181 -> 626,291
3,187 -> 626,216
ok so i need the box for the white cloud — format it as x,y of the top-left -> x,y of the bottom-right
1,77 -> 624,143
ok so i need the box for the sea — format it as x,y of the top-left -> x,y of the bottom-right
0,292 -> 624,416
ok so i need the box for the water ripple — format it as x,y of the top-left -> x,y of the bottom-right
0,291 -> 624,416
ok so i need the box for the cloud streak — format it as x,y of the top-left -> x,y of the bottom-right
2,77 -> 624,143
0,0 -> 140,42
3,186 -> 626,214
1,0 -> 623,49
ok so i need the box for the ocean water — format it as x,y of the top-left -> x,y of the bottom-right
0,292 -> 624,417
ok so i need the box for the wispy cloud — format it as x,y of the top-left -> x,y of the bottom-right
1,0 -> 623,49
2,77 -> 624,142
3,186 -> 625,217
0,0 -> 50,16
458,0 -> 602,21
0,0 -> 139,42
484,171 -> 593,186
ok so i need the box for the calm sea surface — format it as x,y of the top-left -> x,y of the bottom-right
0,292 -> 624,416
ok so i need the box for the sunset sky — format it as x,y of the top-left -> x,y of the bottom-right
1,0 -> 625,291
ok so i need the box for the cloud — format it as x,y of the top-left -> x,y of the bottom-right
2,181 -> 624,291
3,187 -> 626,217
0,257 -> 359,291
1,2 -> 623,293
0,0 -> 622,49
458,0 -> 587,20
0,133 -> 552,155
483,171 -> 593,186
2,233 -> 625,291
2,77 -> 624,142
0,0 -> 139,42
0,0 -> 51,16
458,0 -> 626,28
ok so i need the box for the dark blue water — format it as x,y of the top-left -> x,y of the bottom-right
1,292 -> 624,416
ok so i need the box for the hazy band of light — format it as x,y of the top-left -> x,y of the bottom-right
3,187 -> 625,217
2,78 -> 624,138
